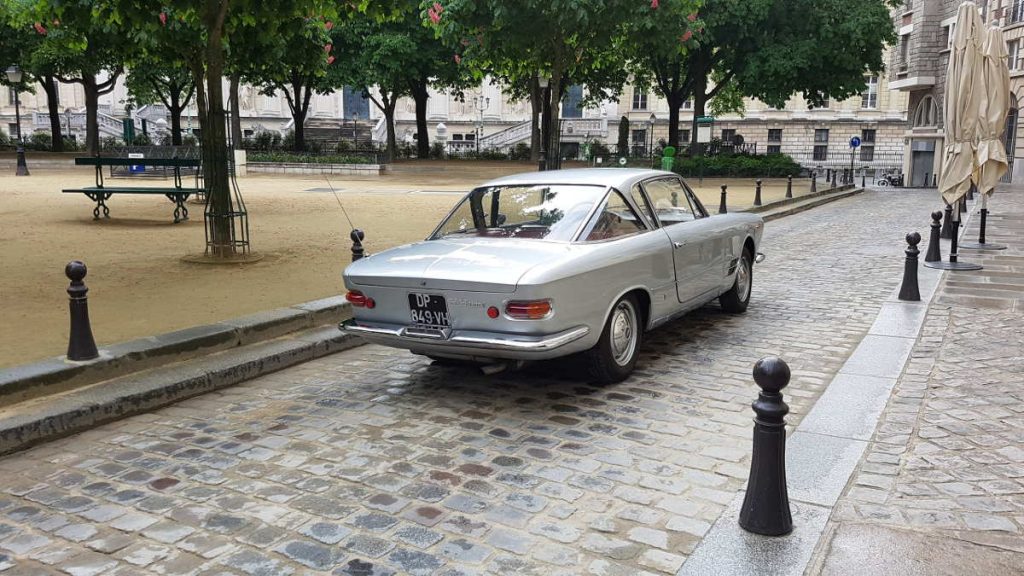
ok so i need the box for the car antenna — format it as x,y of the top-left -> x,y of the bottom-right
323,175 -> 356,230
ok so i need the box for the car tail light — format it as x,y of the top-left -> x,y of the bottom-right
346,290 -> 368,307
505,300 -> 552,320
487,306 -> 500,319
365,297 -> 376,309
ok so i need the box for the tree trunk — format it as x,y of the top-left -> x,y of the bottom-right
530,77 -> 541,162
169,90 -> 183,146
411,79 -> 430,159
229,75 -> 243,147
546,70 -> 564,169
83,75 -> 100,155
540,86 -> 551,166
202,3 -> 235,257
42,75 -> 63,152
688,51 -> 710,157
385,102 -> 397,163
293,112 -> 306,152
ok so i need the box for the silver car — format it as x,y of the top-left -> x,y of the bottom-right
341,168 -> 764,383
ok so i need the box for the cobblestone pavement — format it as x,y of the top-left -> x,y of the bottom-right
818,187 -> 1024,572
0,189 -> 936,575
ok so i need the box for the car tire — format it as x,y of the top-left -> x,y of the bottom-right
586,294 -> 642,384
720,247 -> 753,313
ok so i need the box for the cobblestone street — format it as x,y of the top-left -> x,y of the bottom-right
0,188 -> 960,575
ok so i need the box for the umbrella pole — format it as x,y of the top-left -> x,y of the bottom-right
925,196 -> 984,271
960,192 -> 1007,250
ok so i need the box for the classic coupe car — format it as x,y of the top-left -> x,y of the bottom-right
341,169 -> 764,383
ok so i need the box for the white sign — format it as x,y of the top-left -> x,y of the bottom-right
128,152 -> 144,174
697,125 -> 712,144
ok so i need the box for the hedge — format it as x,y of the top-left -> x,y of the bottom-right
671,153 -> 801,178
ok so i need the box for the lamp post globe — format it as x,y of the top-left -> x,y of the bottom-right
6,65 -> 29,177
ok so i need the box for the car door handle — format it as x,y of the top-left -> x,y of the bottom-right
673,241 -> 685,249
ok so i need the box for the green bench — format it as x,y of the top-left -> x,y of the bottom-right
64,156 -> 205,223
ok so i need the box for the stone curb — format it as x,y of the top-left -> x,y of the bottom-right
0,296 -> 351,406
0,327 -> 361,456
742,184 -> 857,215
759,187 -> 864,223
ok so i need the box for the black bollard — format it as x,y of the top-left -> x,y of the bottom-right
932,174 -> 938,188
861,170 -> 866,188
66,261 -> 99,361
786,175 -> 793,199
739,356 -> 793,536
898,232 -> 922,302
939,203 -> 954,239
811,171 -> 817,193
719,185 -> 728,215
350,228 -> 365,262
831,170 -> 837,188
924,210 -> 942,263
754,180 -> 763,207
923,172 -> 929,189
959,195 -> 967,213
825,168 -> 830,182
967,183 -> 975,201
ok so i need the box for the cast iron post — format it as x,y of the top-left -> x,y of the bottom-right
719,185 -> 728,215
924,210 -> 942,263
831,170 -> 837,188
786,175 -> 793,199
861,169 -> 866,188
811,171 -> 817,193
754,180 -> 762,207
898,232 -> 921,302
825,168 -> 831,182
923,172 -> 929,189
739,356 -> 793,536
959,195 -> 967,213
967,183 -> 975,201
351,229 -> 365,262
940,203 -> 954,239
65,261 -> 99,361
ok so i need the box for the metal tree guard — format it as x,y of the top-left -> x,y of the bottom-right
203,98 -> 251,256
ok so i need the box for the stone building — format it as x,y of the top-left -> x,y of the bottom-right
890,0 -> 1023,185
3,55 -> 907,174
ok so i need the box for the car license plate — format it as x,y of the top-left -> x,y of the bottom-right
408,293 -> 451,327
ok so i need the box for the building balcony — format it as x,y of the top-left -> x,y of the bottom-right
888,75 -> 935,91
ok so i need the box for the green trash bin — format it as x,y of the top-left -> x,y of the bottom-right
660,145 -> 676,171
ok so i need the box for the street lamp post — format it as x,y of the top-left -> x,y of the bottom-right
473,95 -> 489,154
537,74 -> 549,171
648,113 -> 656,164
6,66 -> 30,176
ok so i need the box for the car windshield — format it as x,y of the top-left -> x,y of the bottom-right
430,184 -> 607,242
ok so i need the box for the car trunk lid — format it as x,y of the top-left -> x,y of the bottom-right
346,239 -> 572,293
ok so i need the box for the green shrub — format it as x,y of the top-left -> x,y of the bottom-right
247,152 -> 376,164
130,133 -> 152,146
335,139 -> 353,153
509,142 -> 531,161
429,141 -> 445,159
0,131 -> 11,148
281,129 -> 295,151
672,152 -> 800,178
100,136 -> 122,151
480,148 -> 508,161
26,131 -> 53,151
62,137 -> 82,152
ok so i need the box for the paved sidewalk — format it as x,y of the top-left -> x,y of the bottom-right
811,185 -> 1024,575
0,188 -> 947,575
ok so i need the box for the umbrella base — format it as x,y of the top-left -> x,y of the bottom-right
923,260 -> 983,271
959,241 -> 1006,250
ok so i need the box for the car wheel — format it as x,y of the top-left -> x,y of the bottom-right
586,294 -> 642,384
720,248 -> 753,313
876,179 -> 889,187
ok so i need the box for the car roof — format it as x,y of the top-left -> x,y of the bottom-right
478,168 -> 677,190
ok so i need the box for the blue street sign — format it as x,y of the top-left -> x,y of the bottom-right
849,136 -> 861,148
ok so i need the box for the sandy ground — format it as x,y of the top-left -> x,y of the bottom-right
0,161 -> 812,368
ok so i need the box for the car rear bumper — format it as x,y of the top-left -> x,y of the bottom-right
340,319 -> 592,360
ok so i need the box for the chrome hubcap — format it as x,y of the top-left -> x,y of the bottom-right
610,301 -> 637,366
737,255 -> 751,302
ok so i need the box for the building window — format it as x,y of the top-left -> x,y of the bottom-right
682,99 -> 692,110
721,129 -> 736,144
632,91 -> 648,110
1013,1 -> 1024,24
7,87 -> 15,106
859,129 -> 876,161
861,75 -> 879,109
899,35 -> 910,69
1010,40 -> 1021,71
8,123 -> 18,138
679,129 -> 691,142
767,129 -> 782,154
813,129 -> 829,161
913,95 -> 940,127
631,129 -> 647,155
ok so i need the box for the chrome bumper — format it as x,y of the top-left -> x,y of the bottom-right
755,252 -> 766,263
341,320 -> 591,358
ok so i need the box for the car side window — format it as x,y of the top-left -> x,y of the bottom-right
642,178 -> 697,226
582,190 -> 647,241
629,183 -> 657,228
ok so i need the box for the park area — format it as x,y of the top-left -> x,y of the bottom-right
0,161 -> 812,369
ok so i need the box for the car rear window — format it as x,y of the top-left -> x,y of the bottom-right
431,184 -> 607,242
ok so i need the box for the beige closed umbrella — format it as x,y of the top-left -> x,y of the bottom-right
976,26 -> 1010,196
961,25 -> 1011,251
939,2 -> 986,206
929,2 -> 986,270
